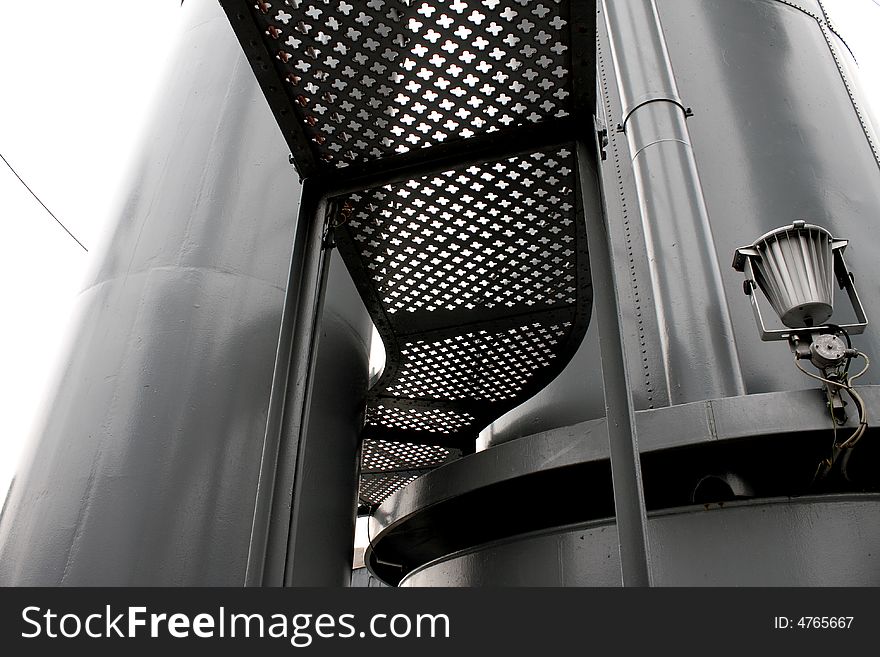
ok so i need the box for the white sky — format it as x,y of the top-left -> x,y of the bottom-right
0,2 -> 182,500
1,0 -> 880,504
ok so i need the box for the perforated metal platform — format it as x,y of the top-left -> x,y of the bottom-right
220,0 -> 596,507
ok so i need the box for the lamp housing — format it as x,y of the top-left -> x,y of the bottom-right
733,221 -> 867,341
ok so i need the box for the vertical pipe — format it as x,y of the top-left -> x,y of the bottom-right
602,0 -> 746,404
578,140 -> 653,587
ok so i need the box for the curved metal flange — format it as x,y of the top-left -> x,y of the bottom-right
398,493 -> 880,586
365,385 -> 880,584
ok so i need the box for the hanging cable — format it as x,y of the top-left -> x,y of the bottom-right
794,350 -> 869,449
0,152 -> 88,252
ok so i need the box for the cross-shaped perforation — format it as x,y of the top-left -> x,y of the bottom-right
251,0 -> 572,166
227,3 -> 591,511
339,142 -> 582,505
365,404 -> 475,433
359,472 -> 424,504
361,438 -> 454,471
343,146 -> 576,314
386,321 -> 571,401
358,441 -> 457,504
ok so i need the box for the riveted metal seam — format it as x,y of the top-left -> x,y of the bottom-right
814,0 -> 858,62
769,0 -> 857,61
768,0 -> 874,166
815,13 -> 880,172
598,24 -> 656,409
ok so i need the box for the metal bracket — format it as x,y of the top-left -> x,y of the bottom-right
597,127 -> 609,161
790,332 -> 849,423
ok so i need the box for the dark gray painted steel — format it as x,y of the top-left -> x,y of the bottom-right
245,188 -> 329,586
594,10 -> 669,411
367,385 -> 880,583
603,0 -> 745,405
221,0 -> 597,505
480,324 -> 604,448
374,386 -> 880,532
350,568 -> 389,588
367,0 -> 880,587
285,255 -> 372,586
656,0 -> 880,393
576,141 -> 651,586
481,0 -> 880,447
400,495 -> 880,586
0,0 -> 370,585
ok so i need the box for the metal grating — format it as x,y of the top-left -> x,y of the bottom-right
334,145 -> 590,505
366,404 -> 476,434
386,322 -> 572,401
343,148 -> 577,311
361,438 -> 455,471
244,0 -> 571,169
220,1 -> 596,507
359,438 -> 458,507
359,472 -> 426,504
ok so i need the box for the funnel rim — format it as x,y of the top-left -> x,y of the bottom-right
748,221 -> 834,250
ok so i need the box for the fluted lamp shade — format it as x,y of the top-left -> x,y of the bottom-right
733,222 -> 840,329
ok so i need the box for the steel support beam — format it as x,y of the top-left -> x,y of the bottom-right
577,139 -> 653,587
245,183 -> 333,586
